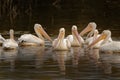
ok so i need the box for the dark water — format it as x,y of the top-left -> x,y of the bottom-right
0,36 -> 120,80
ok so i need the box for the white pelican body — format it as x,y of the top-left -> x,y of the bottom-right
52,28 -> 71,50
0,35 -> 5,45
66,25 -> 84,47
66,35 -> 84,46
89,30 -> 120,52
100,41 -> 120,52
53,39 -> 71,50
18,34 -> 44,46
18,24 -> 52,46
3,29 -> 18,50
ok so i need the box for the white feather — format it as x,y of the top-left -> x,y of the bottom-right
18,34 -> 44,45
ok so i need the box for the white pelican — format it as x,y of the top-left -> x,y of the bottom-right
52,28 -> 71,50
80,22 -> 97,38
88,30 -> 120,52
0,34 -> 5,46
18,24 -> 52,46
66,25 -> 84,47
3,29 -> 18,50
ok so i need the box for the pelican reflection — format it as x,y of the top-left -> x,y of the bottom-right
88,48 -> 112,74
34,46 -> 45,68
17,46 -> 45,69
0,49 -> 18,71
71,47 -> 83,67
18,46 -> 45,61
99,60 -> 112,74
88,48 -> 100,63
53,50 -> 72,74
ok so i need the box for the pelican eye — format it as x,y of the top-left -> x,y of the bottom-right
89,22 -> 96,29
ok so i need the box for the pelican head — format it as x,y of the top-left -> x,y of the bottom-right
94,29 -> 99,34
93,29 -> 99,40
57,28 -> 65,40
80,22 -> 97,36
72,25 -> 82,45
88,30 -> 111,48
34,24 -> 52,42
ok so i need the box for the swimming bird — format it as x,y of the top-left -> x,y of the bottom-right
18,24 -> 52,46
66,25 -> 84,47
0,34 -> 5,46
52,28 -> 71,50
2,29 -> 18,50
88,30 -> 120,52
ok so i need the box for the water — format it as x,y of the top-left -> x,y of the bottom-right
0,36 -> 120,80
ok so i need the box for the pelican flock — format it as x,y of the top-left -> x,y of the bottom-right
0,22 -> 118,54
0,22 -> 119,75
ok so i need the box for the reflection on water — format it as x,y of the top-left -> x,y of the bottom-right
88,48 -> 100,63
0,39 -> 120,79
72,47 -> 82,67
88,48 -> 112,74
0,48 -> 18,71
53,51 -> 69,75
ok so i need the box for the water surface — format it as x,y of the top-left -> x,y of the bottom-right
0,36 -> 120,80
